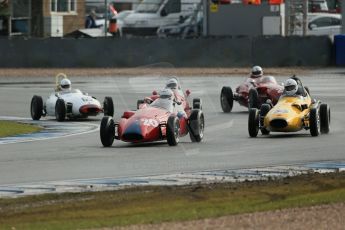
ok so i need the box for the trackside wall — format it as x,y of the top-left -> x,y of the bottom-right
0,36 -> 332,67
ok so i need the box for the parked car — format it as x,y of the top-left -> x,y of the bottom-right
157,11 -> 202,38
293,13 -> 341,36
121,0 -> 202,36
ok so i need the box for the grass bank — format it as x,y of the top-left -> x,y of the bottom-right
0,120 -> 42,138
0,172 -> 345,230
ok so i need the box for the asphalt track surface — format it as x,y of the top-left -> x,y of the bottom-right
0,70 -> 345,186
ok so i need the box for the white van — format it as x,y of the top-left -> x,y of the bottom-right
121,0 -> 202,36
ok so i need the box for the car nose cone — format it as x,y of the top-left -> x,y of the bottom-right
122,120 -> 143,141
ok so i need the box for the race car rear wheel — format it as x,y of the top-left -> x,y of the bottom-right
220,86 -> 233,113
189,109 -> 205,142
320,103 -> 330,134
248,88 -> 259,110
100,116 -> 115,147
193,98 -> 202,110
167,115 -> 180,146
309,107 -> 320,137
55,99 -> 66,122
30,95 -> 43,120
248,108 -> 260,138
103,97 -> 114,117
137,99 -> 144,110
259,104 -> 271,135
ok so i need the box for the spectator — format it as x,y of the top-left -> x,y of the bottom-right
85,10 -> 101,29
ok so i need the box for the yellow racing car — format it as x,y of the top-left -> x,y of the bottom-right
248,88 -> 330,137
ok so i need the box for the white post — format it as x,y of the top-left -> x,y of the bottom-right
203,0 -> 208,36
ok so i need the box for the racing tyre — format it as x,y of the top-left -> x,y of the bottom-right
248,108 -> 260,138
189,109 -> 205,142
320,104 -> 330,134
137,99 -> 144,110
220,86 -> 233,113
259,104 -> 271,135
193,98 -> 202,110
100,116 -> 115,147
103,97 -> 114,117
55,99 -> 66,122
167,115 -> 180,146
248,88 -> 259,110
30,95 -> 43,120
309,107 -> 320,137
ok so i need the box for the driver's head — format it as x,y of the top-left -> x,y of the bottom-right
165,78 -> 178,89
60,78 -> 71,91
251,66 -> 263,78
284,79 -> 298,96
159,88 -> 173,100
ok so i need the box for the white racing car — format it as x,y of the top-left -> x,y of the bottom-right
30,73 -> 114,121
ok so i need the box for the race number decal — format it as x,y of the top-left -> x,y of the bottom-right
141,119 -> 159,127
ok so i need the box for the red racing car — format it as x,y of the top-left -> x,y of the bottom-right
100,88 -> 204,147
220,75 -> 284,113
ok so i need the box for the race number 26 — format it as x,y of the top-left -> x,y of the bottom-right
142,119 -> 159,127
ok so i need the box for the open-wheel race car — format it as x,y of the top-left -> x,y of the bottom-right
30,73 -> 114,121
136,78 -> 202,111
248,79 -> 330,137
100,87 -> 204,147
220,67 -> 284,113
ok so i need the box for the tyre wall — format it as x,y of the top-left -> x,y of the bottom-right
0,36 -> 332,68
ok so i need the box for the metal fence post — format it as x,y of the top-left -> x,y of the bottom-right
342,0 -> 345,34
105,0 -> 108,37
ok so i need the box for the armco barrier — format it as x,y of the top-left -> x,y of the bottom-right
0,36 -> 332,68
334,35 -> 345,66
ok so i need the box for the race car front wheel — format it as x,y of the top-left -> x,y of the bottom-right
309,108 -> 320,137
220,86 -> 233,113
248,108 -> 260,138
55,99 -> 66,122
31,95 -> 43,120
167,115 -> 180,146
248,88 -> 259,110
100,116 -> 115,147
189,109 -> 205,142
103,97 -> 114,117
320,104 -> 330,134
259,104 -> 271,135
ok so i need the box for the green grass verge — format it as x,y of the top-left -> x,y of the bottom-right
1,172 -> 345,230
0,120 -> 42,138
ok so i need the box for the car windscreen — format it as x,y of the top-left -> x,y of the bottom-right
150,98 -> 174,112
135,0 -> 164,13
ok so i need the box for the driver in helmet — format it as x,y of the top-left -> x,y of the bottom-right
250,66 -> 264,79
59,78 -> 72,92
165,78 -> 179,90
283,78 -> 308,98
165,78 -> 184,101
159,88 -> 174,100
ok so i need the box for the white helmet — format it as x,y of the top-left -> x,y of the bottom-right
159,88 -> 174,99
251,66 -> 263,78
60,78 -> 71,91
166,78 -> 178,89
284,79 -> 298,96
